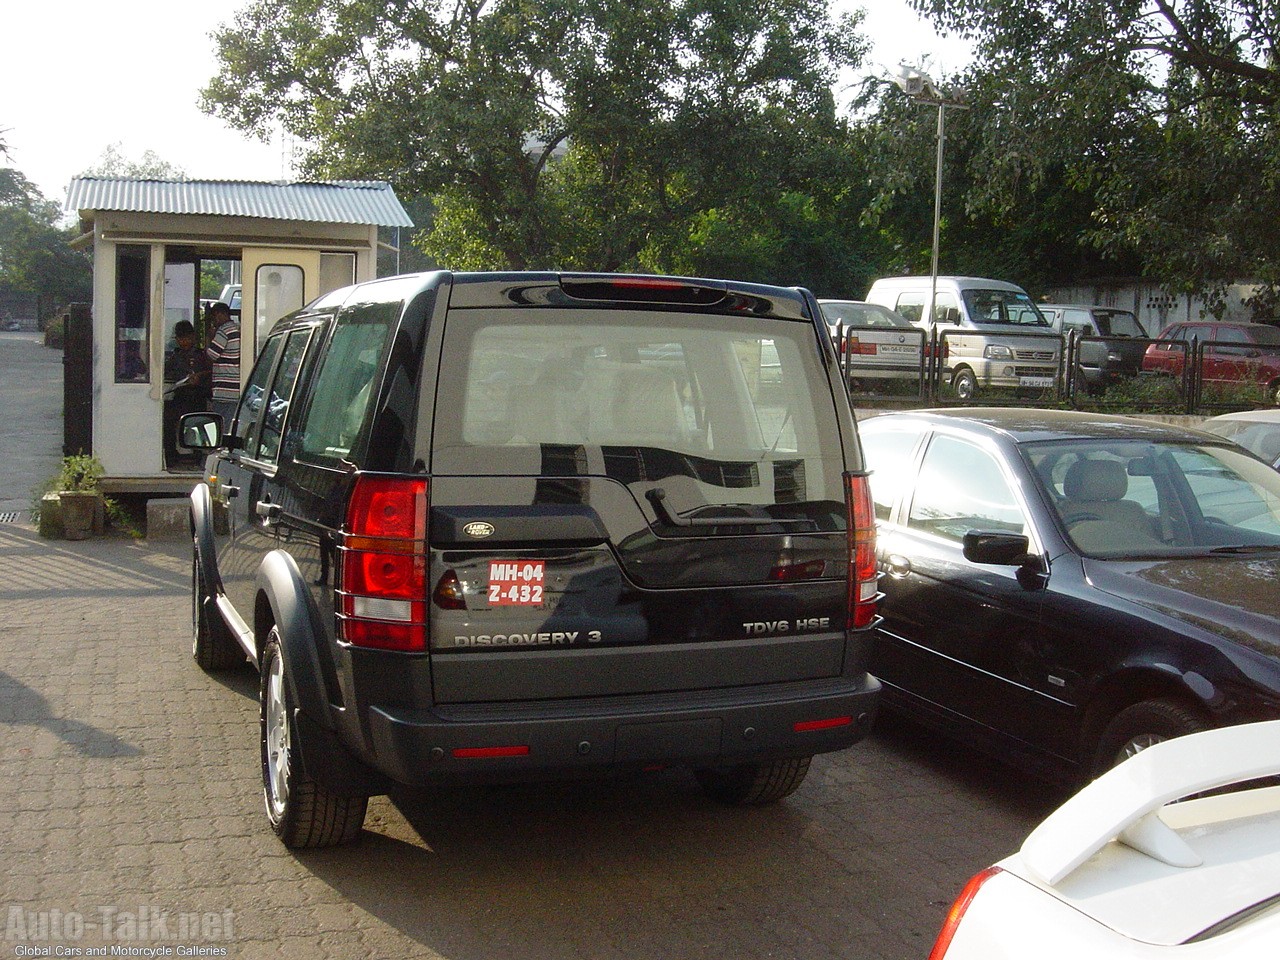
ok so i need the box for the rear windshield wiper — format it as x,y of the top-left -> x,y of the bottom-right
646,488 -> 816,530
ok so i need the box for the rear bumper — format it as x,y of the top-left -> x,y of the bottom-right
358,676 -> 880,786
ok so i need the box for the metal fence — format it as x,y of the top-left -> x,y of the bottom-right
831,326 -> 1280,414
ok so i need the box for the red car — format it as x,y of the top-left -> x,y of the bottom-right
1142,320 -> 1280,404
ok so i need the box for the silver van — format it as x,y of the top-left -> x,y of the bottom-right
864,276 -> 1059,399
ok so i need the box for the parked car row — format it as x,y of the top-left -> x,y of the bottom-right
184,264 -> 1280,957
823,276 -> 1280,406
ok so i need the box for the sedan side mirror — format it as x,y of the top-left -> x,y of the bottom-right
963,531 -> 1031,566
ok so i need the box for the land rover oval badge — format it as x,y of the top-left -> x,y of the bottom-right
464,521 -> 495,539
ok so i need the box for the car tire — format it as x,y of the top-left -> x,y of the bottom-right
695,757 -> 812,805
1091,699 -> 1208,777
951,368 -> 978,401
260,628 -> 367,847
192,549 -> 242,670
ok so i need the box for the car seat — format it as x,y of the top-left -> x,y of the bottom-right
1060,458 -> 1163,553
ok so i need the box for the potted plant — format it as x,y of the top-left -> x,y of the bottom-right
48,454 -> 105,540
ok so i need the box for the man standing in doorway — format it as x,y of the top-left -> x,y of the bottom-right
205,301 -> 240,427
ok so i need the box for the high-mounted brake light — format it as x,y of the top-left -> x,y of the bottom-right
560,275 -> 727,306
845,473 -> 880,630
928,866 -> 1002,960
339,476 -> 429,651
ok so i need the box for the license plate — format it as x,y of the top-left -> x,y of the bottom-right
877,344 -> 918,355
1019,376 -> 1056,388
487,560 -> 545,606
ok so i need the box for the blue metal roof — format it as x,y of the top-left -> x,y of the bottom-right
66,177 -> 413,227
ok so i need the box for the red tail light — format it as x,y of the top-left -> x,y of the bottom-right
845,473 -> 880,630
845,337 -> 879,356
339,475 -> 429,651
928,866 -> 1002,960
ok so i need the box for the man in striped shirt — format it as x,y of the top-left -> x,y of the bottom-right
205,302 -> 241,427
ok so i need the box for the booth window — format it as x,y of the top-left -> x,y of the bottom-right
255,264 -> 305,346
115,245 -> 151,383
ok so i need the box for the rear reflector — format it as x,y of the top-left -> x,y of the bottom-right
845,473 -> 880,630
794,716 -> 853,733
339,475 -> 429,651
929,866 -> 1002,960
452,746 -> 530,759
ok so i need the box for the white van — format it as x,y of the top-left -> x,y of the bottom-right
864,276 -> 1059,399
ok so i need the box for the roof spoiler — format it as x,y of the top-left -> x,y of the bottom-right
1021,720 -> 1280,886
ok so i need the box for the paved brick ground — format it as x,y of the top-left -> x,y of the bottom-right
0,333 -> 1065,960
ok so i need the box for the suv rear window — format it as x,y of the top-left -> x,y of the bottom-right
432,309 -> 846,510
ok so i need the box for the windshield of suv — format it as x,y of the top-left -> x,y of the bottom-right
1094,310 -> 1145,337
962,290 -> 1049,327
1023,438 -> 1280,558
433,310 -> 846,518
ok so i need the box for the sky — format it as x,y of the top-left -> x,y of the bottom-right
1,0 -> 971,205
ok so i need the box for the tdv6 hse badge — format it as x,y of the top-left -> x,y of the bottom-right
743,618 -> 831,635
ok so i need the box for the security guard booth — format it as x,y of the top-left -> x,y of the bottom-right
65,177 -> 412,492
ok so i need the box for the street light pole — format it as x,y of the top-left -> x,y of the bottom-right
889,66 -> 969,332
929,100 -> 945,338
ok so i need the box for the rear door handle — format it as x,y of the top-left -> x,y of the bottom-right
256,500 -> 281,523
222,484 -> 240,499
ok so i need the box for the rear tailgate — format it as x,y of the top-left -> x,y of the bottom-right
426,282 -> 853,704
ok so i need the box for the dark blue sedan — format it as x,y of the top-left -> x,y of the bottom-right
859,408 -> 1280,781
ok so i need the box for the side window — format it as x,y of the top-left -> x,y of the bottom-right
251,330 -> 312,465
1157,324 -> 1188,352
232,334 -> 284,448
860,426 -> 926,521
298,303 -> 399,463
1063,309 -> 1094,333
907,434 -> 1026,541
933,292 -> 960,326
114,244 -> 151,383
895,292 -> 926,325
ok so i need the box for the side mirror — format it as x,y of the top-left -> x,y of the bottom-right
963,530 -> 1031,566
179,412 -> 224,451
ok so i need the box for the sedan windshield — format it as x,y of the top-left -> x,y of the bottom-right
1022,439 -> 1280,558
821,302 -> 910,329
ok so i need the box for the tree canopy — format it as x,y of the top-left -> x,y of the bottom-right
910,0 -> 1280,313
0,165 -> 90,319
200,0 -> 870,287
